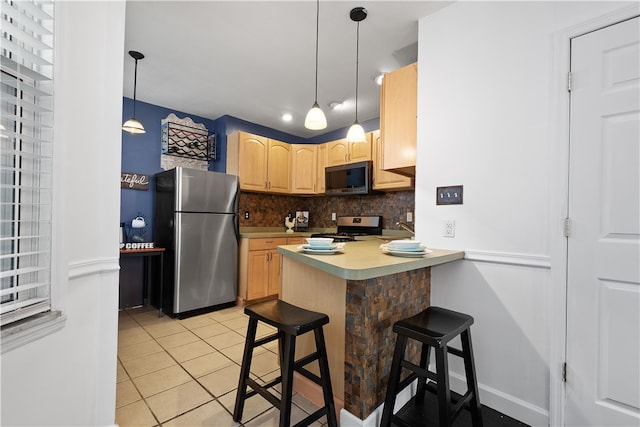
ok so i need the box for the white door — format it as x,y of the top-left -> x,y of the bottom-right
566,16 -> 640,426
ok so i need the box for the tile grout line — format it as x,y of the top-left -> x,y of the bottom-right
118,306 -> 306,426
117,309 -> 162,427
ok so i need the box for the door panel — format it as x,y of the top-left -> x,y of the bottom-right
174,212 -> 237,313
566,16 -> 640,426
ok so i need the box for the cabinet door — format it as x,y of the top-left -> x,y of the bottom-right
247,250 -> 269,300
328,137 -> 372,166
317,143 -> 328,193
372,130 -> 414,190
327,139 -> 349,166
239,132 -> 269,191
267,139 -> 291,193
291,144 -> 318,194
267,251 -> 281,296
349,136 -> 372,163
381,62 -> 417,175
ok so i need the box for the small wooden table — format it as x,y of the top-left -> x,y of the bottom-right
119,247 -> 166,316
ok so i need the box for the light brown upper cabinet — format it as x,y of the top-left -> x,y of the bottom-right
327,136 -> 372,167
266,139 -> 291,193
291,144 -> 318,194
227,131 -> 291,194
316,143 -> 328,194
371,130 -> 414,191
380,62 -> 417,176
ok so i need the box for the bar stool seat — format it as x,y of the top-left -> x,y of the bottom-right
233,299 -> 338,427
380,306 -> 483,427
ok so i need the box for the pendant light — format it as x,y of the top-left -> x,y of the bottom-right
346,7 -> 367,143
122,50 -> 146,134
304,0 -> 327,130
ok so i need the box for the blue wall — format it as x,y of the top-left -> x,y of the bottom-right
121,98 -> 217,241
120,96 -> 380,240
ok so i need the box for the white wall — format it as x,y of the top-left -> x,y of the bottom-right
1,1 -> 125,425
414,2 -> 635,426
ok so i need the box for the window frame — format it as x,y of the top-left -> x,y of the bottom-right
1,0 -> 64,352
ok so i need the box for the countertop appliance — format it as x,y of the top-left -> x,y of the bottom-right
154,167 -> 239,317
311,215 -> 383,242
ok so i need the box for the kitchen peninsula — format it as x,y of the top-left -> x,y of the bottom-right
276,240 -> 464,423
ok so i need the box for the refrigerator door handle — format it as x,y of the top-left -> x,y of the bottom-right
233,212 -> 240,242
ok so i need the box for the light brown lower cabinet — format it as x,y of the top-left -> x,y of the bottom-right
238,237 -> 305,304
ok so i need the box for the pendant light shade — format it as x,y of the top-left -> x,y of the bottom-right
122,118 -> 145,134
347,7 -> 367,143
304,0 -> 327,130
346,122 -> 365,142
123,50 -> 146,134
305,102 -> 327,130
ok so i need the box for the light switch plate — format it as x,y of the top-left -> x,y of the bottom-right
437,185 -> 463,205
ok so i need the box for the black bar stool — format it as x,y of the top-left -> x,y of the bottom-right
380,306 -> 483,427
233,299 -> 338,427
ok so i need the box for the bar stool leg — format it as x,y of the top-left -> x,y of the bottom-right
233,317 -> 258,422
415,342 -> 431,402
279,333 -> 296,427
435,346 -> 452,427
380,334 -> 408,427
314,326 -> 338,427
461,330 -> 483,427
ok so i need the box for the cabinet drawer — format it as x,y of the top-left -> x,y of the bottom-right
286,237 -> 306,245
249,237 -> 288,251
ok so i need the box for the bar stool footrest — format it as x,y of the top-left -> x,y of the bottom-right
393,387 -> 472,427
292,407 -> 330,427
422,380 -> 473,416
245,378 -> 281,408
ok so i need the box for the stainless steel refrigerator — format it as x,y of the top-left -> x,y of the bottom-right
154,167 -> 239,316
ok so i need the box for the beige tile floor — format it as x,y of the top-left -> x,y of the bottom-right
116,305 -> 327,426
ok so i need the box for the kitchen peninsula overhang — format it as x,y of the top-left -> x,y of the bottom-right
277,239 -> 464,280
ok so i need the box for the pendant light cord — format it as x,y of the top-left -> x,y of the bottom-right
314,0 -> 320,103
354,20 -> 360,122
132,57 -> 138,118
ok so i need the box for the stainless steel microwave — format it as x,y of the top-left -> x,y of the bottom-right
325,160 -> 380,196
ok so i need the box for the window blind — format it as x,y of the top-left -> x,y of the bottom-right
1,0 -> 54,327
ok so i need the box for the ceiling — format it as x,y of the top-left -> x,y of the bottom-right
123,1 -> 452,139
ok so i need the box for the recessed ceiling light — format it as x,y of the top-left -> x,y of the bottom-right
282,113 -> 293,122
328,101 -> 345,110
374,73 -> 384,85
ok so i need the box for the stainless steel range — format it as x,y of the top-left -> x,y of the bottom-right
311,215 -> 383,242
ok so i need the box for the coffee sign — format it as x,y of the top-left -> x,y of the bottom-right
121,172 -> 150,190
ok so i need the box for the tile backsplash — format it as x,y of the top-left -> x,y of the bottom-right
239,190 -> 414,231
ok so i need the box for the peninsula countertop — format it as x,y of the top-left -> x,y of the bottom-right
277,239 -> 464,280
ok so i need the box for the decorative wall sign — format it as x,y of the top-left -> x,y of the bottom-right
161,113 -> 214,160
121,172 -> 150,190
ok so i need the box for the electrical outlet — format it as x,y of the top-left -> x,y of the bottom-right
407,212 -> 413,222
244,211 -> 249,219
331,212 -> 336,221
443,220 -> 455,237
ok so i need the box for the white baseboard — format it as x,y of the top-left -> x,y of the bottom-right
448,372 -> 550,427
339,375 -> 549,427
339,381 -> 417,427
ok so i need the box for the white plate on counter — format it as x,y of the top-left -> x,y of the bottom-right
298,243 -> 345,254
380,243 -> 431,257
